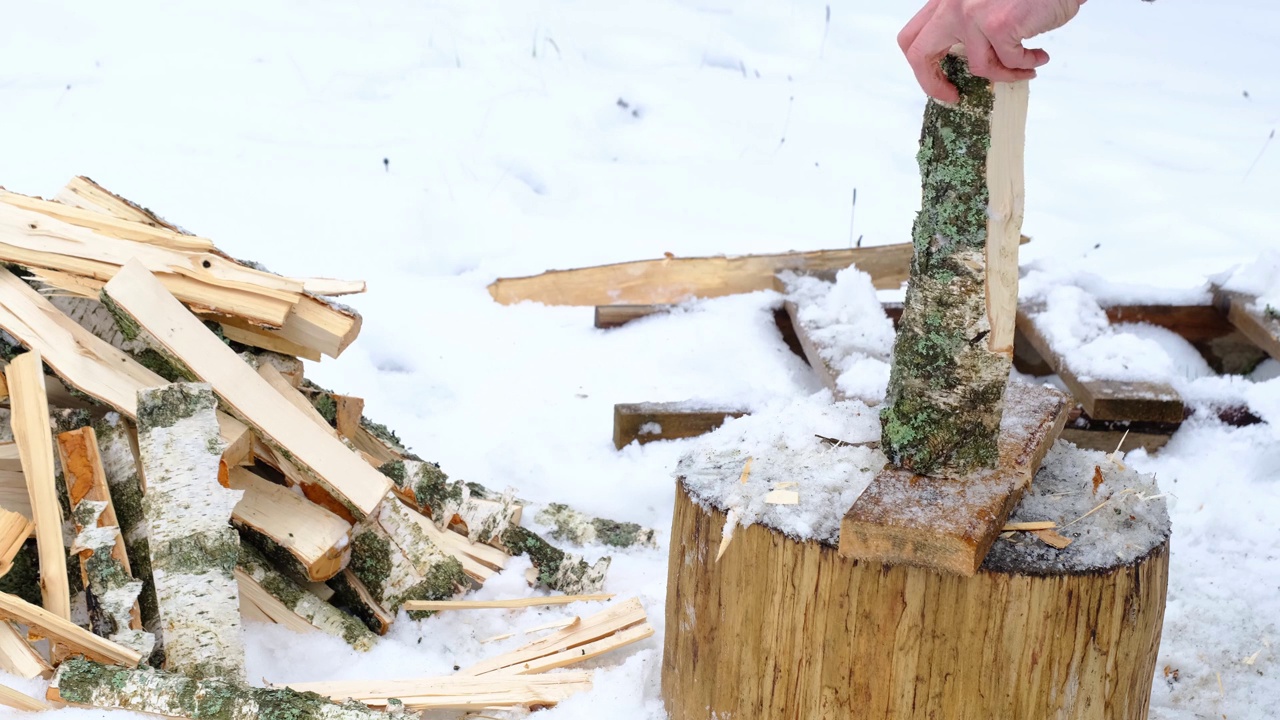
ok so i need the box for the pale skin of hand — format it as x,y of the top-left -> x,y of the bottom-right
899,0 -> 1086,102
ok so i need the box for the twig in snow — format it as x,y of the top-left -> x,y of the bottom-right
1244,128 -> 1275,180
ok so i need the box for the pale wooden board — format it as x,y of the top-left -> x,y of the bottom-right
0,621 -> 51,680
6,353 -> 71,621
228,467 -> 352,582
0,189 -> 214,252
488,244 -> 915,306
1214,288 -> 1280,361
101,261 -> 390,518
0,681 -> 52,712
55,176 -> 183,231
983,79 -> 1029,357
838,381 -> 1071,576
613,403 -> 747,450
0,591 -> 142,667
0,267 -> 252,465
1016,304 -> 1185,424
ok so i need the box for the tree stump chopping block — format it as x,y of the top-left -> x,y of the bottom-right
662,442 -> 1170,720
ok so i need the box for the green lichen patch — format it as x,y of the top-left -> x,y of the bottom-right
397,558 -> 468,620
148,531 -> 241,578
98,291 -> 142,343
376,460 -> 407,487
349,530 -> 393,603
590,517 -> 653,548
312,393 -> 338,426
410,462 -> 463,518
0,540 -> 41,605
326,573 -> 390,635
137,384 -> 218,430
235,525 -> 311,585
500,525 -> 572,590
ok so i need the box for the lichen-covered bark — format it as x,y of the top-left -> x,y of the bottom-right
348,504 -> 469,617
52,657 -> 399,720
137,384 -> 245,681
500,526 -> 610,594
0,539 -> 41,605
881,55 -> 1011,476
238,544 -> 377,652
535,504 -> 659,549
94,414 -> 165,668
70,500 -> 155,658
326,571 -> 392,636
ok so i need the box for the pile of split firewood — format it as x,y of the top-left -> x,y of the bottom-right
0,178 -> 655,716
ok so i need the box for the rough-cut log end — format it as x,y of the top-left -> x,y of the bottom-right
664,440 -> 1170,720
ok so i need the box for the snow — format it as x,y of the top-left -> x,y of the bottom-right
1,0 -> 1279,718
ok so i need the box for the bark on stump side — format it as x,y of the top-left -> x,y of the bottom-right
661,482 -> 1168,720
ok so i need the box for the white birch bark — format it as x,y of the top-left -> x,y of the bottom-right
136,383 -> 245,681
69,500 -> 155,658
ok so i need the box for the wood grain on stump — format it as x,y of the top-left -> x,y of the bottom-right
662,479 -> 1169,720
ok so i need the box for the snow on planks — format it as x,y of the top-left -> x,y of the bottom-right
839,380 -> 1071,576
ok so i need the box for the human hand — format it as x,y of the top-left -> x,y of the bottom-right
898,0 -> 1086,102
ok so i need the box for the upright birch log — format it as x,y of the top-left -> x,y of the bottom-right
881,56 -> 1028,476
136,383 -> 246,681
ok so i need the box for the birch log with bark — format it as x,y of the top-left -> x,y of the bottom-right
69,501 -> 155,659
136,383 -> 245,681
347,500 -> 469,616
880,55 -> 1028,476
50,658 -> 400,719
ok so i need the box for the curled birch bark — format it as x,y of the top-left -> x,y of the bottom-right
51,657 -> 401,719
136,383 -> 245,681
535,504 -> 659,550
237,543 -> 377,652
880,55 -> 1026,476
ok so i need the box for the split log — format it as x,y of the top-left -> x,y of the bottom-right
397,503 -> 502,584
535,504 -> 659,549
499,526 -> 610,595
236,543 -> 377,652
229,467 -> 352,583
50,657 -> 399,719
488,244 -> 915,306
376,458 -> 521,544
0,621 -> 51,679
4,352 -> 71,621
841,380 -> 1070,575
347,500 -> 469,615
57,426 -> 153,658
136,383 -> 245,681
92,414 -> 163,665
0,591 -> 142,666
0,682 -> 51,712
613,402 -> 747,449
0,266 -> 253,465
880,57 -> 1027,475
281,672 -> 595,712
103,262 -> 391,518
662,452 -> 1170,720
54,176 -> 183,231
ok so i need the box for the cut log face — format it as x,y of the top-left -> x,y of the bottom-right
841,380 -> 1071,576
880,58 -> 1028,476
663,450 -> 1170,720
136,383 -> 245,681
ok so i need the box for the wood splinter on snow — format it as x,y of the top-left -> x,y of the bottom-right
401,594 -> 614,612
136,383 -> 245,681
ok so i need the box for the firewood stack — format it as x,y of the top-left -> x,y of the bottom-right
0,178 -> 653,716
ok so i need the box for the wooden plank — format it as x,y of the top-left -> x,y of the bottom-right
0,188 -> 214,252
0,621 -> 51,680
0,267 -> 253,466
488,243 -> 915,307
102,261 -> 391,519
218,321 -> 323,362
983,79 -> 1029,358
280,671 -> 595,711
1059,428 -> 1171,454
402,594 -> 614,612
613,403 -> 747,450
0,591 -> 143,666
1016,304 -> 1185,423
1214,289 -> 1280,361
0,682 -> 52,712
55,175 -> 183,231
5,353 -> 71,621
839,381 -> 1071,576
228,467 -> 352,582
594,305 -> 673,329
1103,303 -> 1234,343
782,300 -> 847,400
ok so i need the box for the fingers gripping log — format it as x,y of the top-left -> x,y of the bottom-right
881,55 -> 1028,476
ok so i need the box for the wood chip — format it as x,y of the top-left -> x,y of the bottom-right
738,457 -> 753,484
1092,465 -> 1105,495
1001,521 -> 1056,532
763,489 -> 799,505
716,509 -> 738,562
1032,529 -> 1073,549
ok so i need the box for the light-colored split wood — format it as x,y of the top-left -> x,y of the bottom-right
1002,521 -> 1056,532
281,671 -> 595,712
5,352 -> 71,622
102,261 -> 390,519
984,80 -> 1029,357
0,682 -> 52,712
401,594 -> 614,612
460,597 -> 651,676
55,176 -> 182,232
0,508 -> 33,573
488,244 -> 915,306
0,592 -> 143,667
0,621 -> 52,679
228,467 -> 352,583
0,189 -> 213,252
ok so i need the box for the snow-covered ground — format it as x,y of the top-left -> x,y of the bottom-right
2,0 -> 1278,718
